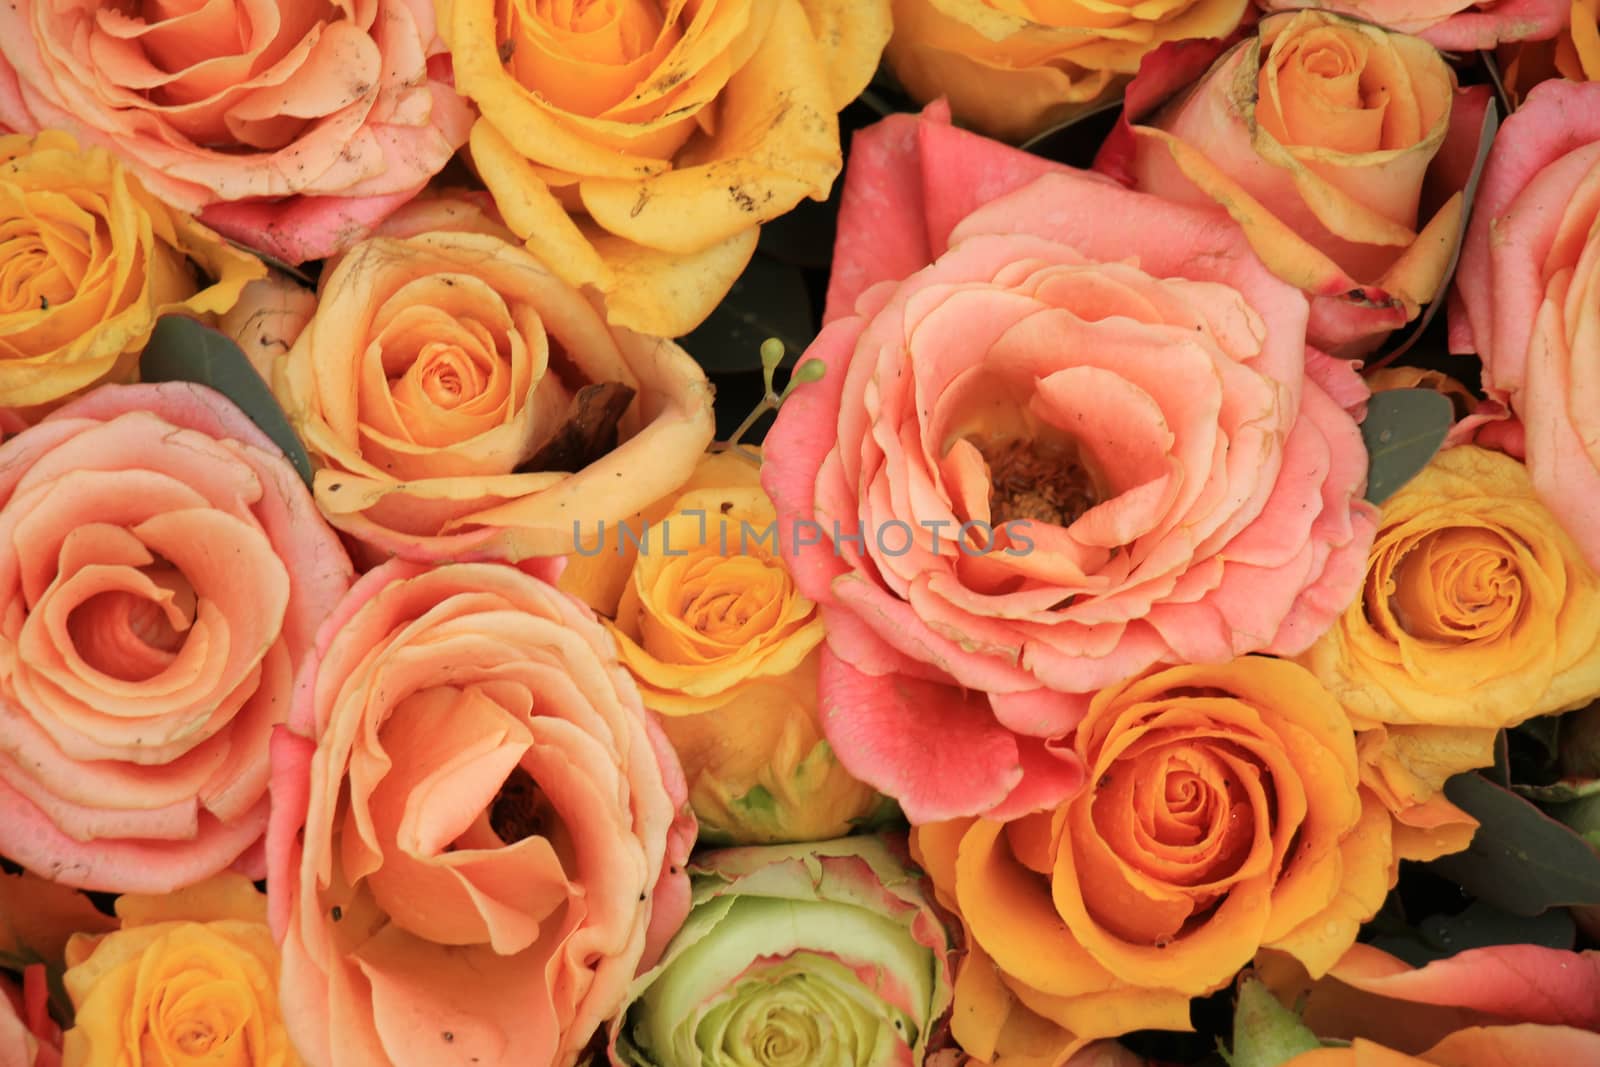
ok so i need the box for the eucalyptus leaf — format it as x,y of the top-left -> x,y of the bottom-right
1427,772 -> 1600,915
677,253 -> 816,374
1477,50 -> 1515,117
1360,388 -> 1454,504
139,314 -> 314,486
1418,899 -> 1576,954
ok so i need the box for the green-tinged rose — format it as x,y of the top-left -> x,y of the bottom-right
609,836 -> 955,1067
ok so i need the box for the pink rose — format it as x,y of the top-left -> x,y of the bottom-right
762,104 -> 1377,823
267,559 -> 694,1067
1452,79 -> 1600,570
1256,0 -> 1568,50
0,383 -> 353,892
0,1 -> 474,264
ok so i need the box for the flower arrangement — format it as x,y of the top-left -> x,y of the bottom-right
3,4 -> 1600,1067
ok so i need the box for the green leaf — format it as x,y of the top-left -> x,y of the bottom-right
1418,898 -> 1576,955
1360,388 -> 1454,505
677,253 -> 815,375
1427,772 -> 1600,915
139,314 -> 314,486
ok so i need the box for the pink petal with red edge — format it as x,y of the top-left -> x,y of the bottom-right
817,648 -> 1023,824
760,316 -> 864,604
823,108 -> 940,324
914,116 -> 1075,254
639,712 -> 694,971
266,724 -> 317,941
1304,347 -> 1369,418
985,736 -> 1087,822
200,186 -> 426,265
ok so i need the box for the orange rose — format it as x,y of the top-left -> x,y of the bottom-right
0,383 -> 352,893
0,1 -> 474,264
267,559 -> 695,1067
271,228 -> 715,562
912,659 -> 1393,1066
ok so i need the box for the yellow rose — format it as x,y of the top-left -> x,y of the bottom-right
61,873 -> 300,1067
1297,445 -> 1600,816
885,0 -> 1250,142
438,0 -> 891,337
0,130 -> 263,414
563,450 -> 885,844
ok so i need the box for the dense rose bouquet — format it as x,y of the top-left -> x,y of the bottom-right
3,6 -> 1600,1067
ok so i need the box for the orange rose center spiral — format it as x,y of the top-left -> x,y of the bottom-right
1383,530 -> 1524,643
66,563 -> 197,683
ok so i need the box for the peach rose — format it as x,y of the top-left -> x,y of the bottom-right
763,104 -> 1376,823
1452,79 -> 1600,571
0,1 -> 474,264
1110,11 -> 1487,355
563,450 -> 885,846
440,0 -> 891,336
1258,942 -> 1600,1065
1257,0 -> 1568,50
62,874 -> 301,1067
0,130 -> 263,413
885,0 -> 1250,142
912,659 -> 1394,1065
270,228 -> 714,563
0,966 -> 59,1067
266,559 -> 695,1067
0,383 -> 352,893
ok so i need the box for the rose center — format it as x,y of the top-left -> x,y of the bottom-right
489,767 -> 555,844
66,564 -> 196,683
1388,530 -> 1523,642
978,437 -> 1102,528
